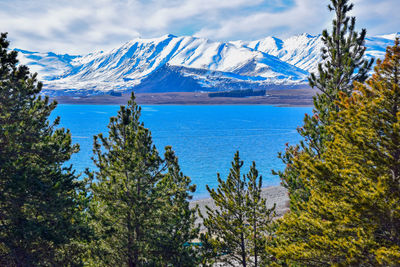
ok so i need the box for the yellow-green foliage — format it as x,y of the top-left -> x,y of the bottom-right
269,40 -> 400,266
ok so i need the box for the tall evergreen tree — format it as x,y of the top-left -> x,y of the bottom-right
88,94 -> 198,266
200,152 -> 275,266
269,39 -> 400,266
152,147 -> 200,266
275,0 -> 373,208
0,32 -> 90,266
245,162 -> 276,266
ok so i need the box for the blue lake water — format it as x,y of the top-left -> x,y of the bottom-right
52,105 -> 312,199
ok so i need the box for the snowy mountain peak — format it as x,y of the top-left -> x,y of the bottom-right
15,32 -> 397,96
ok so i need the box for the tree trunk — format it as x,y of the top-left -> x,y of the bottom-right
254,205 -> 258,267
127,211 -> 135,267
240,232 -> 247,267
14,248 -> 26,267
133,176 -> 141,267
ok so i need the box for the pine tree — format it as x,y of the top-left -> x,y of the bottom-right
275,0 -> 373,208
88,93 -> 198,266
269,39 -> 400,266
245,162 -> 276,266
200,152 -> 275,266
150,147 -> 200,266
0,32 -> 91,266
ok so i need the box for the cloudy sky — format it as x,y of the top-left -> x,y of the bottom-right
1,0 -> 399,54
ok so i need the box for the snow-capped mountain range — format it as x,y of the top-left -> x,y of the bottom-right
16,32 -> 399,96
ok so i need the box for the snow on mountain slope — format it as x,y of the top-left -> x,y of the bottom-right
16,49 -> 78,80
377,32 -> 400,40
15,33 -> 397,96
364,36 -> 397,59
40,34 -> 308,94
238,33 -> 324,73
237,33 -> 397,73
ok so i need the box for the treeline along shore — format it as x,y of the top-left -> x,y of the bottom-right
52,88 -> 317,106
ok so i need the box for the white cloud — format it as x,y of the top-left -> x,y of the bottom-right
194,0 -> 400,41
352,0 -> 400,35
0,0 -> 398,54
194,0 -> 329,40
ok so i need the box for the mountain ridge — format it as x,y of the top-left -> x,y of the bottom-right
16,33 -> 397,96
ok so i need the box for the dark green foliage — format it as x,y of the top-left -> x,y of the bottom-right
151,147 -> 200,266
0,32 -> 91,266
272,144 -> 309,211
309,0 -> 372,98
245,162 -> 276,266
305,0 -> 373,151
275,0 -> 373,208
208,89 -> 266,98
88,93 -> 199,266
200,151 -> 275,266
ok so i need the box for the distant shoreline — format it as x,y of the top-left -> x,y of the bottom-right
51,88 -> 317,107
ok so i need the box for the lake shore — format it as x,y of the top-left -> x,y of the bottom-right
52,88 -> 317,106
190,185 -> 289,230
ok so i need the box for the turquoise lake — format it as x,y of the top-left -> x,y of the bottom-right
52,105 -> 312,199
